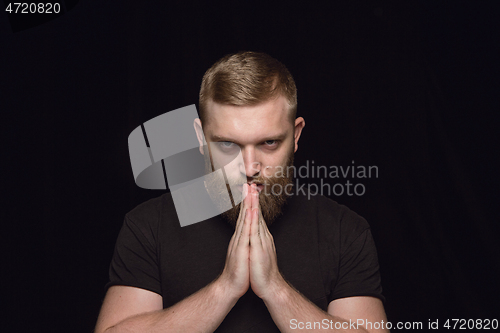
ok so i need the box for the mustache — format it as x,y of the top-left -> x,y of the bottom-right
225,176 -> 266,185
248,178 -> 266,185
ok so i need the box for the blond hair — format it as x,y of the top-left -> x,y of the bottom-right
199,51 -> 297,124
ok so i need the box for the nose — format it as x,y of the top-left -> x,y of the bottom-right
240,147 -> 261,180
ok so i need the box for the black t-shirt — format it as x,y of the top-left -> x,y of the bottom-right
105,191 -> 384,332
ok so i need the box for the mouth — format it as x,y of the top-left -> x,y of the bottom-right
234,183 -> 264,193
249,182 -> 264,193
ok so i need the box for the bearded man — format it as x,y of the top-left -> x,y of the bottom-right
95,52 -> 388,333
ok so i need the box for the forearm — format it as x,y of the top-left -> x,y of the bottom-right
105,279 -> 237,333
263,281 -> 368,333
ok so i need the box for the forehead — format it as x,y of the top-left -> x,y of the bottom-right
203,96 -> 293,142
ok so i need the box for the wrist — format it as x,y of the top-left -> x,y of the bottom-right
260,274 -> 290,304
212,275 -> 242,306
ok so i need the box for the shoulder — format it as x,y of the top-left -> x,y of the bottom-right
123,192 -> 177,238
308,194 -> 369,229
126,193 -> 172,220
305,194 -> 371,250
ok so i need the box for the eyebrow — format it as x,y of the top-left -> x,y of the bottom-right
210,133 -> 288,144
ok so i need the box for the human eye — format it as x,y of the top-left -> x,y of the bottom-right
219,141 -> 234,148
263,140 -> 279,149
216,141 -> 238,153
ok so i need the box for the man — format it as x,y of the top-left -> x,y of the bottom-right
95,52 -> 388,332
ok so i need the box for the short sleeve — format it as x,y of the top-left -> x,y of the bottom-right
329,227 -> 384,303
105,214 -> 162,296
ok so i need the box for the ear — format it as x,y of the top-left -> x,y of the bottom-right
193,118 -> 206,155
293,117 -> 305,153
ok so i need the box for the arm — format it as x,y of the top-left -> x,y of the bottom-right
94,280 -> 238,333
95,184 -> 255,333
328,296 -> 389,333
262,281 -> 389,332
248,186 -> 388,333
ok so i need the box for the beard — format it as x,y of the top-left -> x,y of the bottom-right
204,144 -> 295,228
221,167 -> 294,228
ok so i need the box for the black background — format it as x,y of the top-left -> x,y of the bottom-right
2,0 -> 499,332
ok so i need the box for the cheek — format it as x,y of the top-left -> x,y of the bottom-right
262,141 -> 294,178
262,166 -> 274,178
221,154 -> 246,182
262,157 -> 289,178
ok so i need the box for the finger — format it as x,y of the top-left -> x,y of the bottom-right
230,184 -> 252,254
251,184 -> 259,210
257,205 -> 264,228
257,207 -> 275,252
251,186 -> 263,240
227,209 -> 245,254
249,208 -> 262,247
235,183 -> 249,223
263,224 -> 274,250
257,204 -> 268,238
236,202 -> 252,249
242,181 -> 251,208
234,184 -> 250,238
